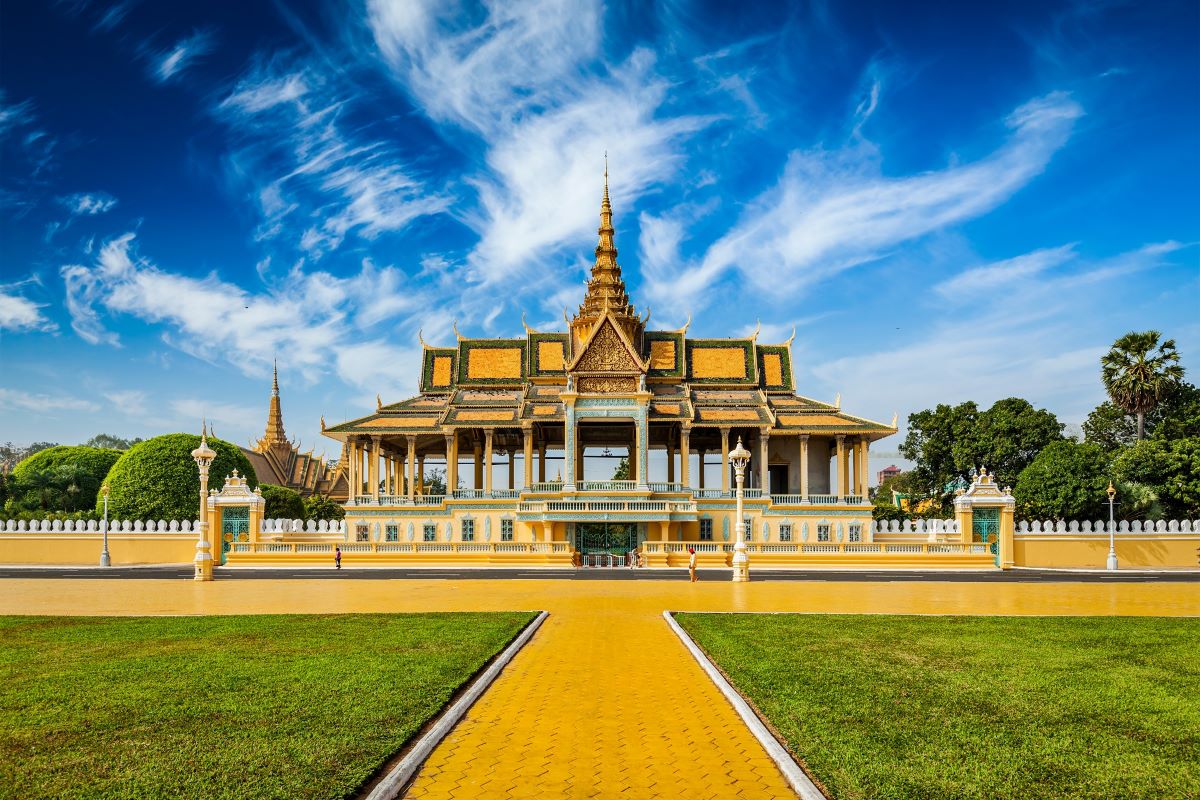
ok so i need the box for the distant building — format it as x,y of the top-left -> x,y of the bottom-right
878,465 -> 902,485
240,364 -> 347,499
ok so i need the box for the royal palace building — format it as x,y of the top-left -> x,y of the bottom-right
319,175 -> 899,567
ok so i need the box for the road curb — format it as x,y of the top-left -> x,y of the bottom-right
663,610 -> 828,800
365,610 -> 548,800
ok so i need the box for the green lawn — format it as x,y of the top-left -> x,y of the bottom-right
676,613 -> 1200,800
0,612 -> 536,799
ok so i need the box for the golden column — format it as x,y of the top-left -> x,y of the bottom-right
406,435 -> 417,500
484,429 -> 494,495
836,435 -> 849,501
523,426 -> 534,489
370,435 -> 381,502
680,426 -> 691,488
758,430 -> 770,495
720,428 -> 731,493
799,435 -> 810,499
444,432 -> 458,494
473,437 -> 483,490
859,438 -> 868,494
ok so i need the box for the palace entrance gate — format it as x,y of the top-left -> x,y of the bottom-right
575,522 -> 639,567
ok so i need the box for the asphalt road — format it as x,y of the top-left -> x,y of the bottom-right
1,566 -> 1196,582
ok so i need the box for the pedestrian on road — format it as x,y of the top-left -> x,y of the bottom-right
688,546 -> 698,582
335,546 -> 342,570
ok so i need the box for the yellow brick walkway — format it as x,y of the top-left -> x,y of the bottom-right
3,577 -> 1197,799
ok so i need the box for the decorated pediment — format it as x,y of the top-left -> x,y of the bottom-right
569,314 -> 646,374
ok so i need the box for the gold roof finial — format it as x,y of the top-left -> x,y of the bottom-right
891,412 -> 899,428
320,415 -> 326,431
522,312 -> 537,335
677,313 -> 691,335
785,326 -> 796,347
751,319 -> 761,342
834,393 -> 841,409
603,150 -> 609,204
261,359 -> 287,449
452,320 -> 462,341
376,394 -> 382,411
418,328 -> 427,348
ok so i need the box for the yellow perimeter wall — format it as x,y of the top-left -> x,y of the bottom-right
0,535 -> 196,566
3,532 -> 1199,569
1014,535 -> 1199,570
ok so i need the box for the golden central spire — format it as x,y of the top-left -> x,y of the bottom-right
570,159 -> 644,353
259,359 -> 288,450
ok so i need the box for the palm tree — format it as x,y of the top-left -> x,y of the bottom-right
21,469 -> 59,511
1101,331 -> 1185,440
55,463 -> 92,512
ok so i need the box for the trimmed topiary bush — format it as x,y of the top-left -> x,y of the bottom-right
259,483 -> 304,520
99,434 -> 257,520
10,446 -> 123,512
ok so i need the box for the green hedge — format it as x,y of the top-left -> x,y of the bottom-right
259,484 -> 304,520
9,446 -> 123,512
99,434 -> 257,520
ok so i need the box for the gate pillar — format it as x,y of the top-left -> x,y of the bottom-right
953,467 -> 1015,569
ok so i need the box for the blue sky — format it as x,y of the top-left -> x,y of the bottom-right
1,0 -> 1197,464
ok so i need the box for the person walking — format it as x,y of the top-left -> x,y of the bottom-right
334,545 -> 342,570
688,546 -> 698,582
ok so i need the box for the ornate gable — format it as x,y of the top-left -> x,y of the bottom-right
571,316 -> 645,374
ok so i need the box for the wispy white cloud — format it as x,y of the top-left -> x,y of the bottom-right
811,241 -> 1191,431
152,30 -> 215,83
59,192 -> 118,216
0,93 -> 34,140
60,232 -> 428,397
643,91 -> 1084,310
935,244 -> 1078,298
104,389 -> 148,417
367,0 -> 714,298
217,60 -> 447,258
0,278 -> 57,333
0,387 -> 98,413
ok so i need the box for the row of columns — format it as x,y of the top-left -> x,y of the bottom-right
346,427 -> 873,499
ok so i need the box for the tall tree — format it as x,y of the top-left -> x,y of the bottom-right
900,398 -> 1063,507
1101,331 -> 1185,440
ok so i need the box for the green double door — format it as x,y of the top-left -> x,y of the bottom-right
220,507 -> 249,565
575,522 -> 637,566
972,507 -> 1001,567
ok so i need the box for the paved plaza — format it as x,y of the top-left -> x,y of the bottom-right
3,577 -> 1197,798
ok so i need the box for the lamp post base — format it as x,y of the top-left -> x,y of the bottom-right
1106,552 -> 1118,571
99,552 -> 111,567
731,542 -> 750,582
194,538 -> 214,581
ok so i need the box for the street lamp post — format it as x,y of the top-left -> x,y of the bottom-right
729,436 -> 751,582
191,424 -> 216,582
1106,481 -> 1118,571
99,482 -> 111,567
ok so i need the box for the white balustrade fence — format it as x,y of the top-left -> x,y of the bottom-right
870,519 -> 961,536
1,518 -> 200,533
1017,519 -> 1199,534
259,518 -> 347,535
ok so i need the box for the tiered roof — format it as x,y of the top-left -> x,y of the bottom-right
324,169 -> 895,442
